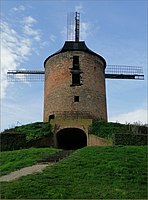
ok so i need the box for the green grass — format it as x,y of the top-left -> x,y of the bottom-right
1,146 -> 147,199
0,148 -> 59,176
89,121 -> 132,140
2,122 -> 52,141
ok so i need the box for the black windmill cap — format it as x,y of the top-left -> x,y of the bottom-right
44,41 -> 106,67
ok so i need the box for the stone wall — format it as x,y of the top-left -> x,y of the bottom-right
26,135 -> 54,148
88,134 -> 112,146
44,51 -> 107,121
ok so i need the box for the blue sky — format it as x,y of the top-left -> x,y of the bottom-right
1,0 -> 147,131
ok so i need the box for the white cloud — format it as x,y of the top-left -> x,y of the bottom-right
80,22 -> 90,41
1,100 -> 43,131
109,108 -> 148,124
23,16 -> 41,41
18,39 -> 31,57
24,16 -> 36,24
49,34 -> 56,42
12,5 -> 25,12
0,16 -> 42,99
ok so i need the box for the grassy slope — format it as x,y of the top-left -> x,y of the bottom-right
0,148 -> 59,176
89,121 -> 132,140
2,122 -> 52,141
1,146 -> 147,199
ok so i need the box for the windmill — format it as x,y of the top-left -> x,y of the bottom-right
7,12 -> 144,149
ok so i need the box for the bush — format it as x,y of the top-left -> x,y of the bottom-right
0,133 -> 26,151
114,133 -> 147,145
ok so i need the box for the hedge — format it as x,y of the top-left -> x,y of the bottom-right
0,133 -> 26,151
0,133 -> 54,151
114,133 -> 147,146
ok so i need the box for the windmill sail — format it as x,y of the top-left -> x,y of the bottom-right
7,70 -> 45,82
105,65 -> 144,79
7,65 -> 144,82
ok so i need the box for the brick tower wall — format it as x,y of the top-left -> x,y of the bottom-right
44,51 -> 107,121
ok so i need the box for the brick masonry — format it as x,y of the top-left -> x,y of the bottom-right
44,50 -> 107,122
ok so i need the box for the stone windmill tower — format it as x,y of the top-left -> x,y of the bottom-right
44,13 -> 107,122
43,12 -> 107,149
8,12 -> 144,149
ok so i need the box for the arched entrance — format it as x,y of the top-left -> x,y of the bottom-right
56,128 -> 87,150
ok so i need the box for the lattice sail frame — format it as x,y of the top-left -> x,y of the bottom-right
7,70 -> 45,82
105,65 -> 144,80
7,65 -> 144,82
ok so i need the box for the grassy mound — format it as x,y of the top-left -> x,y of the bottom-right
2,122 -> 52,141
1,146 -> 147,199
89,121 -> 132,140
0,148 -> 59,176
2,121 -> 147,143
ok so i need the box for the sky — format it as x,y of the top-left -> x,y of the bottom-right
1,0 -> 147,131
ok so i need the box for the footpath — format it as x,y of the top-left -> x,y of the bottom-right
0,150 -> 73,182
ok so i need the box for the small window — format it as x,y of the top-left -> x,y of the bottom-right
74,96 -> 79,102
73,56 -> 79,70
72,73 -> 80,85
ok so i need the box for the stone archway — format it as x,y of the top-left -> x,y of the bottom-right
56,128 -> 87,150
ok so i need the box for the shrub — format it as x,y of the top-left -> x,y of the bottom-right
0,133 -> 26,151
114,133 -> 147,145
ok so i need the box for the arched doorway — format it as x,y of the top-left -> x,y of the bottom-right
56,128 -> 87,150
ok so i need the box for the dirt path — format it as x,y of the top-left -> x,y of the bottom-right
0,163 -> 53,182
0,150 -> 74,182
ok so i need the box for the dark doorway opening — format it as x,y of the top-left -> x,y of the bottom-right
56,128 -> 87,150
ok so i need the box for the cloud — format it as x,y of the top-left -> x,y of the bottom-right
23,16 -> 41,41
80,22 -> 90,40
49,34 -> 57,42
1,99 -> 43,131
12,5 -> 25,12
0,16 -> 42,99
109,108 -> 147,124
24,16 -> 36,24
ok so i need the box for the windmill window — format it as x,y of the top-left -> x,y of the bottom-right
73,56 -> 79,70
71,56 -> 82,86
74,96 -> 79,102
72,73 -> 80,85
